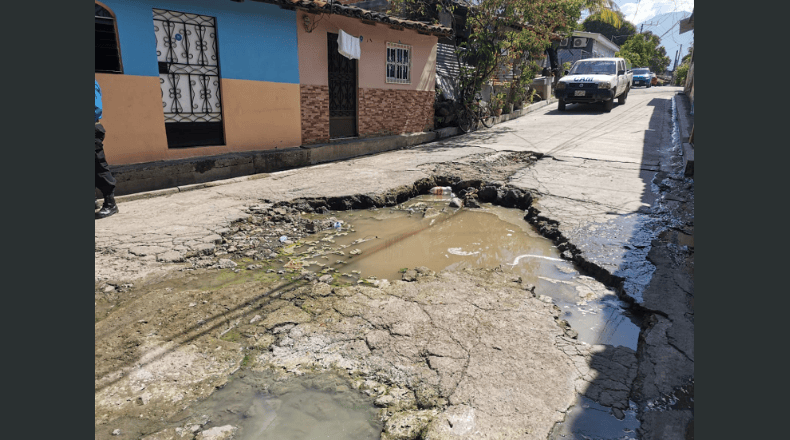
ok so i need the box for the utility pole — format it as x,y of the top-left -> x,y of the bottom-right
674,44 -> 683,70
640,24 -> 644,33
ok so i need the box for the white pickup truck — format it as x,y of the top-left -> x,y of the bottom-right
554,57 -> 633,112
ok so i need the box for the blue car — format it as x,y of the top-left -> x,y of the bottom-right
632,68 -> 653,88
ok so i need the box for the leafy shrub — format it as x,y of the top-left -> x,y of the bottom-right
675,63 -> 689,86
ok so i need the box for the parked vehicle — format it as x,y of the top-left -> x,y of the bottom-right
554,57 -> 632,112
633,68 -> 654,88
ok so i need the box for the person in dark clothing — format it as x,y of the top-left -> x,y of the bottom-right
95,79 -> 118,219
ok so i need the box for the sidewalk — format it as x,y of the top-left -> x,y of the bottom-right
111,99 -> 556,199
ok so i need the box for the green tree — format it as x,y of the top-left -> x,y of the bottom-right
387,0 -> 457,23
457,0 -> 585,104
390,0 -> 586,106
617,33 -> 671,73
583,0 -> 623,27
581,11 -> 636,45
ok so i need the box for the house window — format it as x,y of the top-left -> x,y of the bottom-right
386,42 -> 411,84
95,3 -> 122,73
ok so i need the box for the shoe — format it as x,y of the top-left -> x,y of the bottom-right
96,195 -> 119,219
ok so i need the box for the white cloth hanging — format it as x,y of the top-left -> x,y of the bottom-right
337,29 -> 360,60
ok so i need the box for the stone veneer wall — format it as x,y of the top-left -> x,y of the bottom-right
358,88 -> 434,137
300,85 -> 330,145
300,86 -> 434,144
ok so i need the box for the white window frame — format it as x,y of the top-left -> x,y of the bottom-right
386,42 -> 412,84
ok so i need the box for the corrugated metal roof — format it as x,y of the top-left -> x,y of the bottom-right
436,42 -> 461,78
249,0 -> 453,37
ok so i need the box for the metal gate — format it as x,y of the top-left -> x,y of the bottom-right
153,9 -> 223,148
327,33 -> 357,139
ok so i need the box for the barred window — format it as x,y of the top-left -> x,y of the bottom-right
153,8 -> 224,148
95,3 -> 122,73
386,42 -> 411,84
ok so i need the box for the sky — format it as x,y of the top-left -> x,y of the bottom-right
615,0 -> 694,25
594,1 -> 695,70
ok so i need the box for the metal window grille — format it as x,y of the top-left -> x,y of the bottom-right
95,4 -> 122,73
153,9 -> 222,124
386,42 -> 411,84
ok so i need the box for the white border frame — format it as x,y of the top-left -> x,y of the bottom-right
385,42 -> 412,84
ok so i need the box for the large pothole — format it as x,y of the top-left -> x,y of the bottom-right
96,173 -> 645,440
281,194 -> 642,351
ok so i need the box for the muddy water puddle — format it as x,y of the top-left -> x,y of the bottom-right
288,195 -> 640,350
304,194 -> 563,284
549,397 -> 639,440
169,370 -> 381,439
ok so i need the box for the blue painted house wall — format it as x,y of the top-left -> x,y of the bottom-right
100,0 -> 299,83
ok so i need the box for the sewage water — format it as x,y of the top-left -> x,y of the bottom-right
170,370 -> 381,440
294,195 -> 640,350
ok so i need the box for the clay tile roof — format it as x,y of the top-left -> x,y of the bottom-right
249,0 -> 453,37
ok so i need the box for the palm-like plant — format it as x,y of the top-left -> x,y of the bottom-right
584,0 -> 622,27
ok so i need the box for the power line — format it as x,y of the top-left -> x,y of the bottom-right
657,22 -> 679,40
630,0 -> 643,23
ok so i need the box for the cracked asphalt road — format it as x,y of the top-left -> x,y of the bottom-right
95,86 -> 693,440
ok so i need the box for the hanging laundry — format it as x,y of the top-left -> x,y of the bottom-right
337,29 -> 361,60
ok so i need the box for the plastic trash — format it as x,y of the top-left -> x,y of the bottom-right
430,186 -> 453,195
334,222 -> 342,230
279,236 -> 288,242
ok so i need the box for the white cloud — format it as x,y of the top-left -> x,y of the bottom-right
616,0 -> 694,24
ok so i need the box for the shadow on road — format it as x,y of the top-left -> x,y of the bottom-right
549,92 -> 694,439
543,101 -> 624,115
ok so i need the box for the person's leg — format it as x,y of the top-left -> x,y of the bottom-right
95,123 -> 118,219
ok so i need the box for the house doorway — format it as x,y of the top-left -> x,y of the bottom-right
153,8 -> 224,148
327,33 -> 357,139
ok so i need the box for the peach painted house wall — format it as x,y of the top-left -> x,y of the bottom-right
297,11 -> 437,144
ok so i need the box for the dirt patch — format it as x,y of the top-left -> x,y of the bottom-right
96,261 -> 590,439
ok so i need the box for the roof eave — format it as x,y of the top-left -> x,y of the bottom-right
248,0 -> 453,38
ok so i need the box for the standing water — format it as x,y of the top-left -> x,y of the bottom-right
294,194 -> 641,350
169,370 -> 381,440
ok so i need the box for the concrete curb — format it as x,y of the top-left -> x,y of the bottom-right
114,99 -> 556,204
501,98 -> 556,120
